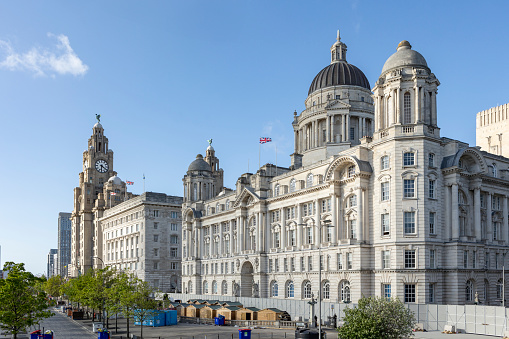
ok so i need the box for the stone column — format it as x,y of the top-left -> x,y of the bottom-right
257,212 -> 263,252
297,203 -> 303,247
294,129 -> 299,154
326,116 -> 330,143
444,185 -> 451,240
432,91 -> 437,125
487,193 -> 492,242
330,115 -> 335,142
316,120 -> 320,147
219,223 -> 223,256
311,121 -> 315,148
415,86 -> 420,122
375,96 -> 380,131
238,216 -> 244,252
346,115 -> 350,141
504,196 -> 509,244
451,183 -> 459,240
474,188 -> 481,241
229,220 -> 234,254
197,226 -> 203,258
357,187 -> 363,242
281,207 -> 286,249
331,193 -> 338,245
397,88 -> 402,124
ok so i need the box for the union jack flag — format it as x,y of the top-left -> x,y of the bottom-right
260,137 -> 272,144
126,181 -> 134,185
110,192 -> 117,196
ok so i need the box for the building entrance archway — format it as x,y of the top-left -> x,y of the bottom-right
240,261 -> 254,297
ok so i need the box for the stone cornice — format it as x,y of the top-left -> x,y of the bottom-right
267,183 -> 330,203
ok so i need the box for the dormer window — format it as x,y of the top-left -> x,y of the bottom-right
347,165 -> 356,177
274,184 -> 280,197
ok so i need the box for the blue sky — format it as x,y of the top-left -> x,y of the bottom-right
1,1 -> 508,274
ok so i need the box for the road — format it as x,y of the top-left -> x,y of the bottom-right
32,308 -> 96,339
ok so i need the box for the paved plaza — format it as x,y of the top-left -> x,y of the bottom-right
1,308 -> 505,339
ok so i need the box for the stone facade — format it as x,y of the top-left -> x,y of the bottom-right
181,34 -> 509,305
101,192 -> 183,292
57,212 -> 72,277
476,103 -> 509,158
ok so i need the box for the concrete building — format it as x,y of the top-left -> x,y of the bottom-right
58,212 -> 72,277
476,103 -> 509,158
47,249 -> 58,278
181,33 -> 509,305
101,192 -> 183,292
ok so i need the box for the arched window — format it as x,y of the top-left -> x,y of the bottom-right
492,164 -> 498,177
403,92 -> 411,124
203,281 -> 209,294
348,195 -> 357,207
303,281 -> 312,299
497,279 -> 503,300
340,281 -> 351,303
307,174 -> 314,188
193,183 -> 197,201
322,281 -> 330,300
286,281 -> 294,298
274,184 -> 280,197
212,280 -> 218,294
222,280 -> 228,295
466,280 -> 474,302
188,281 -> 193,294
271,281 -> 278,297
290,179 -> 296,193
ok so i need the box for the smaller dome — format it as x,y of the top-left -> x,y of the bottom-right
94,122 -> 103,129
108,175 -> 122,185
381,40 -> 428,75
188,154 -> 211,172
207,145 -> 214,151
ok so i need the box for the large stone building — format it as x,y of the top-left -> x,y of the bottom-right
181,33 -> 509,305
69,120 -> 134,277
476,103 -> 509,158
101,192 -> 183,292
57,212 -> 72,277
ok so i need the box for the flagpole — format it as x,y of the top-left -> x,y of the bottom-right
259,142 -> 261,170
248,159 -> 249,173
275,144 -> 278,177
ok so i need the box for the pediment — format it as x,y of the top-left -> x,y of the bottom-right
233,187 -> 261,208
325,99 -> 351,110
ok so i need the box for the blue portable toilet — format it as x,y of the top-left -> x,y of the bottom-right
165,310 -> 178,325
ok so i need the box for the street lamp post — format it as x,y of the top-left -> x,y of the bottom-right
317,220 -> 331,339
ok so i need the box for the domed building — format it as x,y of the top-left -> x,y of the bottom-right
180,32 -> 509,318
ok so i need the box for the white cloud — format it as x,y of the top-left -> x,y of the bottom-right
0,33 -> 88,77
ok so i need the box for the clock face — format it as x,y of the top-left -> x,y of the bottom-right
95,160 -> 109,173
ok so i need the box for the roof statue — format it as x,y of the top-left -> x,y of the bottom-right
95,114 -> 101,123
207,138 -> 213,146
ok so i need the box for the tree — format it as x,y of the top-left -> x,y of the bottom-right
337,296 -> 416,339
45,275 -> 63,300
0,262 -> 53,339
128,278 -> 159,339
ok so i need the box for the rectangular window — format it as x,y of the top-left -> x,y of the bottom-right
485,252 -> 490,269
308,256 -> 313,271
154,248 -> 159,257
170,247 -> 178,257
320,255 -> 324,270
429,212 -> 436,234
171,223 -> 178,231
347,252 -> 353,270
300,257 -> 305,271
153,262 -> 159,270
274,232 -> 280,248
429,180 -> 436,199
381,182 -> 390,201
473,250 -> 477,268
404,284 -> 416,303
430,249 -> 436,269
153,210 -> 159,217
337,253 -> 343,270
171,211 -> 178,218
350,220 -> 357,239
383,284 -> 391,299
381,155 -> 390,170
382,250 -> 390,269
153,235 -> 159,242
405,250 -> 416,268
284,258 -> 288,272
404,179 -> 415,198
404,212 -> 416,234
403,152 -> 415,166
429,153 -> 435,167
349,127 -> 355,140
290,230 -> 296,246
307,227 -> 313,244
170,262 -> 177,270
381,213 -> 390,235
268,259 -> 273,273
275,259 -> 279,272
463,251 -> 468,268
429,283 -> 435,303
494,222 -> 500,240
153,222 -> 158,229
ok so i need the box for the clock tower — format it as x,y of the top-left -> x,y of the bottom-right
70,119 -> 127,277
